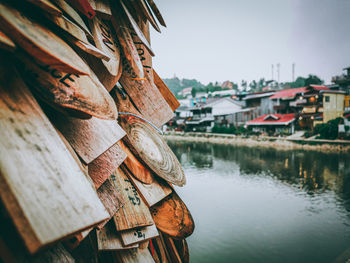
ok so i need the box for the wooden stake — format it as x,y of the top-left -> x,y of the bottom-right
0,60 -> 109,254
150,192 -> 194,240
0,3 -> 90,75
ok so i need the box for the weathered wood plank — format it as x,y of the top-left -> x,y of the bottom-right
154,237 -> 171,263
0,30 -> 15,52
111,169 -> 154,231
120,224 -> 159,246
96,178 -> 125,229
0,60 -> 109,254
97,220 -> 138,251
145,0 -> 166,27
51,115 -> 125,164
15,53 -> 118,120
66,0 -> 96,19
173,239 -> 189,263
153,69 -> 180,112
162,235 -> 182,263
123,165 -> 172,207
150,192 -> 194,240
89,0 -> 112,19
88,16 -> 122,91
118,141 -> 153,184
0,3 -> 89,75
88,143 -> 127,189
119,115 -> 185,186
135,0 -> 160,32
113,248 -> 155,263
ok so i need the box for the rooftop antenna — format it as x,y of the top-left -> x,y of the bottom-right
292,63 -> 295,82
277,63 -> 280,87
271,64 -> 274,80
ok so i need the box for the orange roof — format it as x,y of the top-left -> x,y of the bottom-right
270,87 -> 308,99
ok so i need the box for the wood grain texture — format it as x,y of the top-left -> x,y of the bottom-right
66,0 -> 96,19
52,115 -> 125,164
123,164 -> 172,207
136,0 -> 161,33
119,115 -> 185,186
0,61 -> 109,254
89,0 -> 112,19
0,31 -> 15,52
154,237 -> 170,263
113,247 -> 155,263
26,0 -> 63,16
173,239 -> 189,263
145,0 -> 166,27
111,9 -> 144,80
119,224 -> 159,246
96,178 -> 125,229
150,192 -> 194,240
0,3 -> 90,75
53,0 -> 93,37
88,143 -> 127,189
97,220 -> 138,251
15,53 -> 118,120
111,169 -> 154,231
162,235 -> 182,263
153,69 -> 180,112
119,141 -> 153,184
88,16 -> 122,91
120,0 -> 154,56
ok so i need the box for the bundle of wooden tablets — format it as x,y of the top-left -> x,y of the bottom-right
0,0 -> 194,262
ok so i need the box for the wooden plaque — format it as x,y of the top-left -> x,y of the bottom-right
150,192 -> 194,240
145,0 -> 166,27
111,169 -> 154,231
0,61 -> 109,254
119,224 -> 159,246
0,3 -> 90,75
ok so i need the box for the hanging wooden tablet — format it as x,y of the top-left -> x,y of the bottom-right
89,0 -> 112,19
51,114 -> 125,164
88,143 -> 127,189
119,224 -> 159,246
97,221 -> 139,251
111,169 -> 154,231
96,178 -> 125,229
161,234 -> 182,263
113,247 -> 155,263
145,0 -> 166,27
153,69 -> 180,112
0,3 -> 90,75
88,16 -> 122,91
66,0 -> 96,19
133,0 -> 160,33
150,192 -> 194,240
26,0 -> 63,16
119,115 -> 186,186
122,164 -> 172,207
0,61 -> 109,254
173,239 -> 190,263
120,0 -> 154,56
153,237 -> 171,263
0,31 -> 15,52
52,0 -> 93,37
118,141 -> 154,184
15,53 -> 118,120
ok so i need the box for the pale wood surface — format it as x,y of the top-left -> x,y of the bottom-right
120,115 -> 186,186
88,16 -> 122,91
66,0 -> 96,19
153,69 -> 180,112
53,0 -> 93,37
26,0 -> 63,16
150,192 -> 194,240
0,3 -> 90,75
97,221 -> 138,251
52,115 -> 125,164
88,143 -> 127,189
145,0 -> 166,27
0,31 -> 15,52
89,0 -> 112,19
119,141 -> 154,184
96,178 -> 125,229
0,61 -> 109,254
114,247 -> 155,263
119,224 -> 159,246
111,169 -> 154,231
123,164 -> 172,207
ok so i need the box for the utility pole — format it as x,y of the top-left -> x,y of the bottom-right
271,64 -> 274,80
292,63 -> 295,82
277,63 -> 280,88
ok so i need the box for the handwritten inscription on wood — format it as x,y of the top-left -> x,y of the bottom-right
0,61 -> 109,253
0,3 -> 89,75
119,224 -> 159,246
111,169 -> 154,231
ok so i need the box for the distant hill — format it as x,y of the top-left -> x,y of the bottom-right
163,77 -> 205,98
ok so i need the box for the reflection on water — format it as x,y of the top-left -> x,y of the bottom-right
167,140 -> 350,263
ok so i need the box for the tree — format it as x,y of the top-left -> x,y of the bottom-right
305,74 -> 323,86
191,88 -> 197,98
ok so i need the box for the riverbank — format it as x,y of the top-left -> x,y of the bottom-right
164,132 -> 350,153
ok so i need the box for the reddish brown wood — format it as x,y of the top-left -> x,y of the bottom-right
145,0 -> 166,27
67,0 -> 96,19
0,31 -> 15,52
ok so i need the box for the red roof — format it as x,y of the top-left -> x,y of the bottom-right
309,85 -> 329,91
270,87 -> 308,99
247,113 -> 296,125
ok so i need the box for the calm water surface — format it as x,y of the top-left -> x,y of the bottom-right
167,141 -> 350,263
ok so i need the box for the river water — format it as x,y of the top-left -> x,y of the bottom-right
167,140 -> 350,263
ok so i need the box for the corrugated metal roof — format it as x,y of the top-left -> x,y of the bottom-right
246,113 -> 296,125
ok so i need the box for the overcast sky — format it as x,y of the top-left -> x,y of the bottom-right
150,0 -> 350,85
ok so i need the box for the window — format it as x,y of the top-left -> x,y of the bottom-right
325,96 -> 330,102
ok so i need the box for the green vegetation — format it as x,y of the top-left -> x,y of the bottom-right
314,118 -> 343,140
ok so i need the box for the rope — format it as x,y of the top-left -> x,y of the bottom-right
118,112 -> 164,135
125,76 -> 146,81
